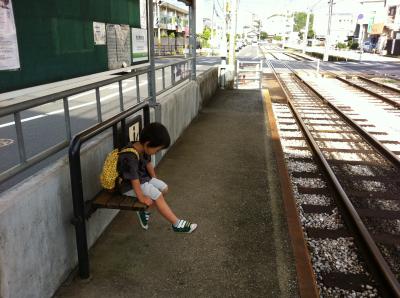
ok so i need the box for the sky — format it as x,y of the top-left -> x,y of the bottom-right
166,0 -> 364,32
199,0 -> 363,31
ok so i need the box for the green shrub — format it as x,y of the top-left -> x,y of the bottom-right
336,42 -> 347,49
350,42 -> 359,50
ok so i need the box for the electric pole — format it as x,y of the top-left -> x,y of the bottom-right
303,10 -> 310,53
221,0 -> 228,60
157,1 -> 161,54
228,0 -> 238,66
323,0 -> 333,61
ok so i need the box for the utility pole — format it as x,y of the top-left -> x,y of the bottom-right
189,0 -> 196,80
221,0 -> 228,60
210,0 -> 215,55
157,1 -> 161,54
323,0 -> 333,61
303,10 -> 310,53
228,0 -> 238,66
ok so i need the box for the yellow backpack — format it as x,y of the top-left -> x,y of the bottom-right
100,147 -> 139,192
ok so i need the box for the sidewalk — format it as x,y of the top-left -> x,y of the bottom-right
55,89 -> 298,297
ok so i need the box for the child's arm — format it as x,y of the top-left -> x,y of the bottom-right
131,179 -> 153,206
146,162 -> 157,178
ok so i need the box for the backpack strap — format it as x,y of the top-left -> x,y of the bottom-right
118,147 -> 140,160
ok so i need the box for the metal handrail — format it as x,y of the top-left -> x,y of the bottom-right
68,101 -> 150,279
236,59 -> 263,89
0,58 -> 194,185
0,58 -> 194,116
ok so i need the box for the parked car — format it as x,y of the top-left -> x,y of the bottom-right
362,40 -> 376,53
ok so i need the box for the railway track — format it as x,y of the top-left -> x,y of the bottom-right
329,75 -> 400,110
264,57 -> 400,296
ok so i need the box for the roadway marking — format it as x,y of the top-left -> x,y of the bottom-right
0,139 -> 14,148
0,77 -> 160,129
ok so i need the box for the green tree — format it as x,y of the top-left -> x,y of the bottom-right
293,12 -> 314,37
202,26 -> 212,40
198,26 -> 212,48
260,31 -> 268,40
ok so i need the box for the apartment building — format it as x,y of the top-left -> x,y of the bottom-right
313,12 -> 356,44
154,1 -> 189,39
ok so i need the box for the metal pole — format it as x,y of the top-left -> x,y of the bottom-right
147,0 -> 158,110
189,0 -> 196,80
303,10 -> 310,54
323,0 -> 333,61
359,23 -> 364,61
235,59 -> 239,89
210,0 -> 215,55
157,1 -> 161,55
228,0 -> 237,66
221,0 -> 228,61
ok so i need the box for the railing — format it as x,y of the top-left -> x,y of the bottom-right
0,58 -> 193,185
235,59 -> 263,89
155,44 -> 185,56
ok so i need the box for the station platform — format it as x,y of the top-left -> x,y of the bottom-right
55,89 -> 299,297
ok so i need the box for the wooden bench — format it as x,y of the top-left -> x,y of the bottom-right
69,102 -> 150,278
81,190 -> 147,220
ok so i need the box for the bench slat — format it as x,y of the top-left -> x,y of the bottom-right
92,191 -> 146,211
106,195 -> 125,208
92,191 -> 112,207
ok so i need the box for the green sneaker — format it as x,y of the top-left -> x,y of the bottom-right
136,211 -> 150,230
172,220 -> 197,233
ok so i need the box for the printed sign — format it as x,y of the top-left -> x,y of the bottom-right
0,0 -> 20,70
93,22 -> 106,45
140,0 -> 147,29
131,28 -> 148,64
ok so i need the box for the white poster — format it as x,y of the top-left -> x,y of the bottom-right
93,22 -> 106,45
140,0 -> 147,29
131,28 -> 148,63
0,0 -> 20,70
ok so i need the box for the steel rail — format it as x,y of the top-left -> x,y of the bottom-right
265,57 -> 400,297
332,75 -> 400,110
262,89 -> 319,297
357,75 -> 400,93
283,62 -> 400,169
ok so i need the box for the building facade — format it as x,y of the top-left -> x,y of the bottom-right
313,12 -> 356,44
154,1 -> 188,39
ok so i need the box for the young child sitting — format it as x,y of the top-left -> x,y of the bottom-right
117,122 -> 197,233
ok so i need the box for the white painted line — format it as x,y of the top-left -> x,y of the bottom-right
0,78 -> 154,128
0,138 -> 14,148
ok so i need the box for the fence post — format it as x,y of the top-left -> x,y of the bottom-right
189,1 -> 196,80
236,60 -> 239,89
147,0 -> 159,122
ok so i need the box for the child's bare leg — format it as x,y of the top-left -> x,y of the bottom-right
154,194 -> 178,224
162,187 -> 168,195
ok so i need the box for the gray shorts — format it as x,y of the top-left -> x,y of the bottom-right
123,178 -> 167,201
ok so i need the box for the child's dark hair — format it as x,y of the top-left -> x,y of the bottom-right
140,122 -> 170,149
